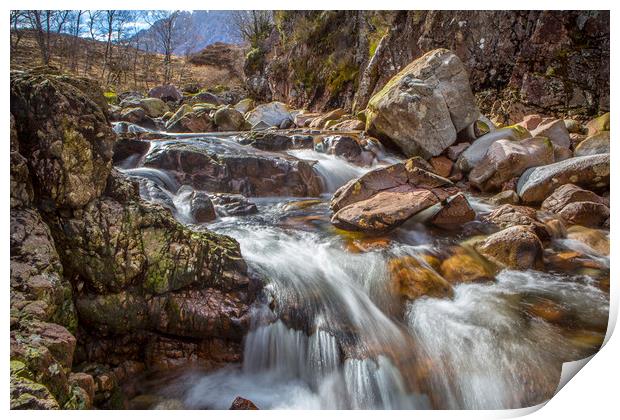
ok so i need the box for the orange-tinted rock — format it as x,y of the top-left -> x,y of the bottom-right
557,201 -> 609,228
230,396 -> 259,410
475,226 -> 544,270
439,251 -> 493,284
429,156 -> 453,178
388,256 -> 453,300
430,193 -> 476,229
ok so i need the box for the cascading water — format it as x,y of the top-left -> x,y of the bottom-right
120,132 -> 609,410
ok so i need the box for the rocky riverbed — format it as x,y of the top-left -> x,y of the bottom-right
10,46 -> 610,410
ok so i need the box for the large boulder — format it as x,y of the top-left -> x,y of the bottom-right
137,98 -> 169,118
10,70 -> 115,210
517,154 -> 610,203
148,84 -> 182,102
245,101 -> 292,127
144,139 -> 323,197
330,159 -> 473,233
366,49 -> 479,158
456,125 -> 530,172
469,137 -> 554,192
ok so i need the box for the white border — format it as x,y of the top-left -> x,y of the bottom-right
3,1 -> 617,418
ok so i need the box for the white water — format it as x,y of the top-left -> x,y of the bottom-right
119,134 -> 609,410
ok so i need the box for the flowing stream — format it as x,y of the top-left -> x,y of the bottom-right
121,133 -> 609,410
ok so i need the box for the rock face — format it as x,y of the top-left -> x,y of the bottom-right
469,137 -> 554,192
10,70 -> 114,209
517,154 -> 610,203
143,139 -> 323,197
253,11 -> 608,120
366,49 -> 479,157
330,159 -> 474,233
10,69 -> 257,409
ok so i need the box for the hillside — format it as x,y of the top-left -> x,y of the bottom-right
10,29 -> 246,94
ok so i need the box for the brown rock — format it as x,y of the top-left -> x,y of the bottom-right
566,226 -> 609,256
558,201 -> 609,228
430,193 -> 476,229
541,184 -> 607,214
230,396 -> 259,410
440,250 -> 493,284
475,226 -> 544,270
388,256 -> 454,300
446,142 -> 470,161
488,190 -> 520,206
429,156 -> 453,178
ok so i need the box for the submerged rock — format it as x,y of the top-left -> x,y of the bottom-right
388,255 -> 454,300
366,49 -> 479,158
517,154 -> 610,203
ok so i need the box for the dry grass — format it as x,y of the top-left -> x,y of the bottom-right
10,29 -> 246,94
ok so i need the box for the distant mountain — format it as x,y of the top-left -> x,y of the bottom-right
136,10 -> 244,55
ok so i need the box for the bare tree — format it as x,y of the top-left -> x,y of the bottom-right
26,11 -> 55,65
10,11 -> 30,52
145,10 -> 182,84
231,10 -> 273,48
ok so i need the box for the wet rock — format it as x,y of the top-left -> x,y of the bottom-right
10,70 -> 115,209
241,132 -> 293,151
585,112 -> 610,136
488,190 -> 520,206
388,256 -> 454,300
214,106 -> 250,131
557,202 -> 609,228
456,125 -> 530,172
366,49 -> 479,158
429,156 -> 453,178
112,138 -> 151,166
332,187 -> 439,233
189,191 -> 217,223
230,396 -> 259,410
517,154 -> 610,203
210,194 -> 257,216
469,137 -> 554,192
245,101 -> 292,127
484,204 -> 550,242
541,184 -> 607,214
148,84 -> 182,102
279,118 -> 294,129
566,226 -> 609,256
574,131 -> 610,156
474,226 -> 544,270
144,139 -> 323,197
330,159 -> 471,233
321,135 -> 363,161
440,250 -> 493,284
429,193 -> 476,229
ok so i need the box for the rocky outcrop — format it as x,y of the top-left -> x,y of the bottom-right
517,154 -> 610,203
329,159 -> 474,233
143,139 -> 323,197
10,69 -> 257,409
366,49 -> 479,158
252,11 -> 608,121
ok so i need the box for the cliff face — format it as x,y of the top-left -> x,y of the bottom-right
247,10 -> 609,122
